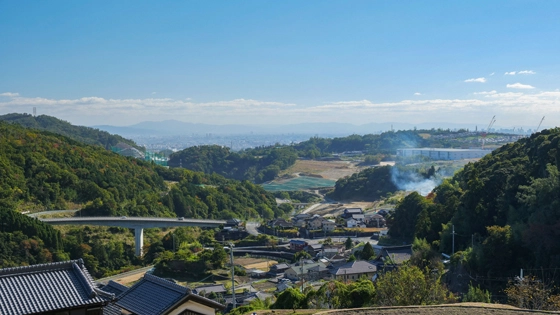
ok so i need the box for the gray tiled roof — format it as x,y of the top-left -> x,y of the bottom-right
116,274 -> 189,315
0,259 -> 113,315
381,246 -> 413,264
101,280 -> 129,297
193,284 -> 227,295
117,274 -> 225,314
330,260 -> 377,275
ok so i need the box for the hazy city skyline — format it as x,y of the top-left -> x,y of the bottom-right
1,1 -> 559,128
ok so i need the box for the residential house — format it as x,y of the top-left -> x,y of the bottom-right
293,219 -> 307,228
351,214 -> 365,222
0,259 -> 114,315
329,260 -> 377,282
285,262 -> 329,281
276,282 -> 292,293
241,292 -> 274,305
345,218 -> 358,228
289,240 -> 308,251
325,254 -> 348,268
367,214 -> 386,228
376,245 -> 413,266
341,208 -> 363,219
101,280 -> 129,296
304,244 -> 323,257
294,213 -> 311,221
268,263 -> 290,275
321,245 -> 344,258
307,215 -> 324,230
193,284 -> 227,297
322,220 -> 336,232
116,274 -> 225,315
269,218 -> 293,230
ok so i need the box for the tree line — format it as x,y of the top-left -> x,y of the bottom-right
387,128 -> 560,287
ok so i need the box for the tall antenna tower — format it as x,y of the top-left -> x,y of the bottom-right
536,116 -> 545,133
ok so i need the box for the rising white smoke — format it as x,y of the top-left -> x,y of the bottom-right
390,166 -> 440,196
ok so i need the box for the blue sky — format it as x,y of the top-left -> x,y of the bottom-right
1,1 -> 560,128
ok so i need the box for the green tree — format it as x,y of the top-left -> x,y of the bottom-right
375,264 -> 454,306
360,242 -> 375,260
345,237 -> 353,250
463,284 -> 491,303
272,288 -> 306,310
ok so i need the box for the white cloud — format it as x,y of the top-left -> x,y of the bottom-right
414,92 -> 422,96
3,91 -> 560,126
0,92 -> 19,97
464,77 -> 486,83
505,70 -> 536,75
474,90 -> 497,95
507,83 -> 535,89
151,92 -> 157,95
490,72 -> 495,76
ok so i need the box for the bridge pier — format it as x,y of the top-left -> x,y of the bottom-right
135,228 -> 144,256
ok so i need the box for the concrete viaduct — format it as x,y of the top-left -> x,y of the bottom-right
40,217 -> 226,256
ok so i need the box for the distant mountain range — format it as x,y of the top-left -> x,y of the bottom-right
93,120 -> 486,137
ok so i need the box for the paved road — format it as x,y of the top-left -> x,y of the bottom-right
40,216 -> 226,229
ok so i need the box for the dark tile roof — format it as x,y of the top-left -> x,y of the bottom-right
193,284 -> 227,295
116,274 -> 225,315
271,263 -> 290,270
116,274 -> 188,315
330,260 -> 377,275
0,259 -> 113,315
380,245 -> 413,264
344,208 -> 363,214
101,280 -> 129,297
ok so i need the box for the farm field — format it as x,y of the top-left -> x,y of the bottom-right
261,176 -> 336,191
280,159 -> 365,180
234,257 -> 278,271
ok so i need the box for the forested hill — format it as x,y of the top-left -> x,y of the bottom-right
389,128 -> 560,278
168,131 -> 429,183
0,122 -> 281,220
0,113 -> 140,150
293,130 -> 427,158
327,166 -> 398,201
168,145 -> 297,183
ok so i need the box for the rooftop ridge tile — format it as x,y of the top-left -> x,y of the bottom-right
0,259 -> 83,277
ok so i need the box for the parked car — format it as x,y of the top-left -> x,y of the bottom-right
178,217 -> 184,220
121,216 -> 127,219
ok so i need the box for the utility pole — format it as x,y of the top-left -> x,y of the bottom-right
300,257 -> 304,292
229,243 -> 236,309
452,225 -> 456,255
